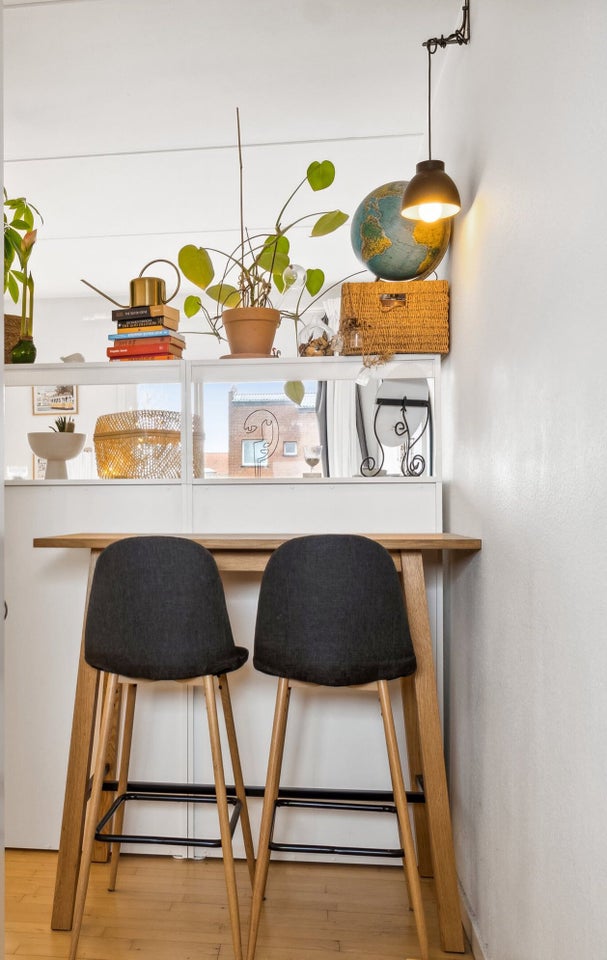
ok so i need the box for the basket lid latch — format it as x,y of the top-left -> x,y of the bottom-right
379,292 -> 407,312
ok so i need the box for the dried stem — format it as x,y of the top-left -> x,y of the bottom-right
236,107 -> 246,300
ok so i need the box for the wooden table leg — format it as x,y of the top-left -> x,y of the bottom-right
400,550 -> 465,954
51,550 -> 101,931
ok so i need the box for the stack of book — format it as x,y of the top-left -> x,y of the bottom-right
106,304 -> 185,361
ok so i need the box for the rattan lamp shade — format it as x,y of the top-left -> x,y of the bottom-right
93,410 -> 202,479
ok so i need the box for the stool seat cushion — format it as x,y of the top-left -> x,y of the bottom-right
85,536 -> 248,680
253,534 -> 416,686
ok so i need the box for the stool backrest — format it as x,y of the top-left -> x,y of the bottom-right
254,534 -> 416,686
85,536 -> 246,680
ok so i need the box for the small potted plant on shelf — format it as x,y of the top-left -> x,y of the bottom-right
50,416 -> 76,433
4,189 -> 43,363
27,416 -> 86,480
177,110 -> 354,358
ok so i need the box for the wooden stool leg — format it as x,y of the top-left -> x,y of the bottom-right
218,674 -> 256,886
203,675 -> 243,960
246,677 -> 291,960
377,680 -> 429,960
68,673 -> 119,960
92,675 -> 122,864
108,682 -> 137,892
400,551 -> 465,953
401,674 -> 433,877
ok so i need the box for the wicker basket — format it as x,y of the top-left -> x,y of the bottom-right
4,314 -> 22,363
339,279 -> 449,360
93,410 -> 203,479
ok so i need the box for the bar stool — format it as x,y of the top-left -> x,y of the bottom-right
68,536 -> 255,960
246,534 -> 431,960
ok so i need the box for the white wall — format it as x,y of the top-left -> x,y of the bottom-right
440,3 -> 607,958
0,6 -> 5,951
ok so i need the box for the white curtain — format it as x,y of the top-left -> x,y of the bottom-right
326,380 -> 360,477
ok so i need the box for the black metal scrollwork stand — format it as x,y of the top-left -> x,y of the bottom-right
360,396 -> 433,478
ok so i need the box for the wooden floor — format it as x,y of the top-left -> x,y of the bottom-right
5,849 -> 473,960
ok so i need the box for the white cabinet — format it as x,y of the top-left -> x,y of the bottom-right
4,356 -> 444,857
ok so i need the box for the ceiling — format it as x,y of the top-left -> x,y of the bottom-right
3,0 -> 460,307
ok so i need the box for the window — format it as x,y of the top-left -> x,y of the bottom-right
283,441 -> 298,457
241,439 -> 269,468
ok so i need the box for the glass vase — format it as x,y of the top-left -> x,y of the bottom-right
10,336 -> 37,363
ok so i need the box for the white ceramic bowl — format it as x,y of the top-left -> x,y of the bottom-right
27,432 -> 86,479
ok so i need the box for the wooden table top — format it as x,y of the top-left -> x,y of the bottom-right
34,532 -> 481,551
33,533 -> 481,573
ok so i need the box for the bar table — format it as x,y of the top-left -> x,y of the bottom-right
34,531 -> 481,954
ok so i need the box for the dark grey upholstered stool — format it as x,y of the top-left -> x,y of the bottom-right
68,536 -> 255,960
246,534 -> 430,960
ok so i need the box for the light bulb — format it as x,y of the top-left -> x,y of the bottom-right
418,203 -> 444,223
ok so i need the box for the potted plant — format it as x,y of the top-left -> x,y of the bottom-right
28,416 -> 86,479
4,189 -> 43,363
50,416 -> 76,433
177,112 -> 352,357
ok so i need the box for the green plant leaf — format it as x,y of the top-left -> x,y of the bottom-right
311,210 -> 349,237
305,268 -> 325,296
178,245 -> 214,290
284,380 -> 305,405
184,295 -> 202,318
206,283 -> 241,307
273,271 -> 286,293
256,235 -> 290,274
307,161 -> 335,191
7,273 -> 19,302
5,227 -> 23,256
9,217 -> 30,231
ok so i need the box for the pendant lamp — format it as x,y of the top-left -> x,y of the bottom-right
401,2 -> 470,223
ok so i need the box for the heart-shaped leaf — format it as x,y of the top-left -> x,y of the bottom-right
184,295 -> 202,318
305,268 -> 325,296
256,235 -> 290,273
284,380 -> 305,405
178,245 -> 214,290
307,160 -> 335,191
311,210 -> 349,237
206,283 -> 241,307
273,271 -> 286,293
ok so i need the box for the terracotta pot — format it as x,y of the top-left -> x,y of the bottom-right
222,307 -> 280,358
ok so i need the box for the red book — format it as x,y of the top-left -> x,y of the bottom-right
106,339 -> 183,358
108,354 -> 178,361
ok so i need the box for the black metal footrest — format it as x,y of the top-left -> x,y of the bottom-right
268,795 -> 407,860
95,790 -> 242,848
95,779 -> 426,855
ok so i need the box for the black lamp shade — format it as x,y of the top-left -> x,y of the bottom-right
401,160 -> 461,222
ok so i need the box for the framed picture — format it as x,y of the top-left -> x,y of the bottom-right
32,455 -> 46,480
32,384 -> 78,415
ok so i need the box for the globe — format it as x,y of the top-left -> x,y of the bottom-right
350,180 -> 451,281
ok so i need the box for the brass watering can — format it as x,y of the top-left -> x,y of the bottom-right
81,259 -> 181,308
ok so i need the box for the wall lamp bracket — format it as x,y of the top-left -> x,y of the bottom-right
423,1 -> 470,55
